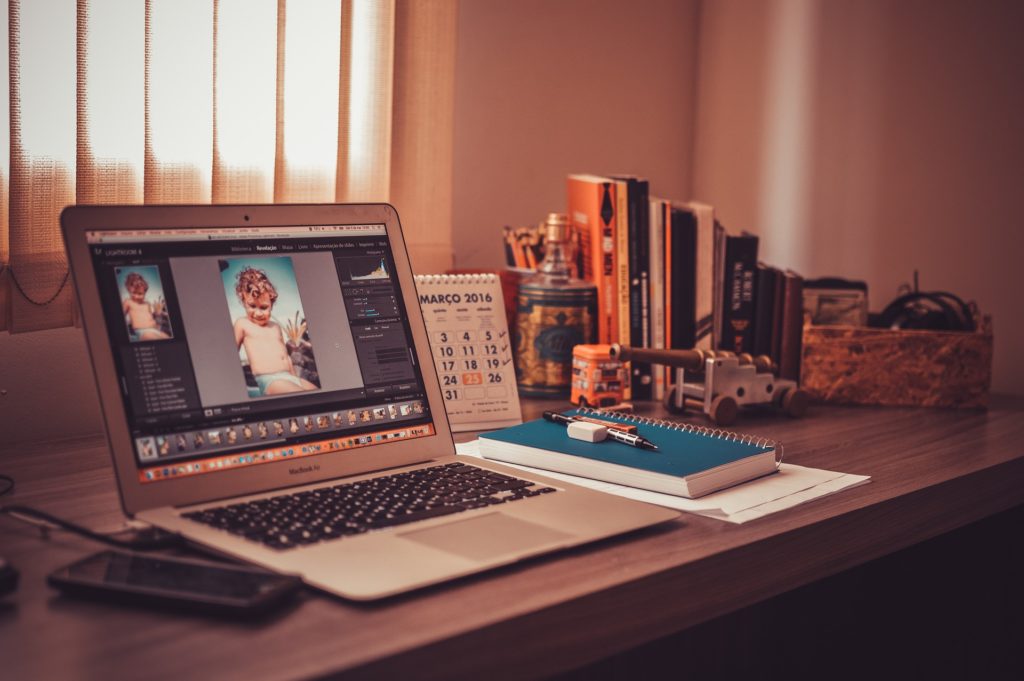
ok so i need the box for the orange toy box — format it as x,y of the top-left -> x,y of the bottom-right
570,344 -> 629,408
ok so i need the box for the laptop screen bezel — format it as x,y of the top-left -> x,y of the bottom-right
62,203 -> 455,515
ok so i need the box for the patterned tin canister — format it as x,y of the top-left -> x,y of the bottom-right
515,284 -> 598,397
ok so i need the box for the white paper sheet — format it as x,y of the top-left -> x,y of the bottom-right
455,439 -> 871,524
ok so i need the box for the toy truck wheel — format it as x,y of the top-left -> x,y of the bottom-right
709,395 -> 738,426
663,387 -> 686,415
779,387 -> 810,418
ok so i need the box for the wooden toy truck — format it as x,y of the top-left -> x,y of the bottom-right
609,344 -> 810,426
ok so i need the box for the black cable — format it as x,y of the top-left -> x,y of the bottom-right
1,504 -> 182,551
0,262 -> 72,306
0,474 -> 13,497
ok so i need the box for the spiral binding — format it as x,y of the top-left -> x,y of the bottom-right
576,407 -> 784,468
414,273 -> 498,285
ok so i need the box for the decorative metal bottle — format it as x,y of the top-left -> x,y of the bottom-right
515,213 -> 598,397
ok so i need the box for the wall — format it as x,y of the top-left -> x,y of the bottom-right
451,0 -> 701,269
693,0 -> 1024,393
5,0 -> 1022,448
0,327 -> 103,446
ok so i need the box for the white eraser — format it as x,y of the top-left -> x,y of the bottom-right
567,421 -> 608,443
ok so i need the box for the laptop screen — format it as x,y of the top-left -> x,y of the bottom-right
85,223 -> 435,484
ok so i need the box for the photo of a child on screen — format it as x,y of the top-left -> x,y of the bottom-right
117,266 -> 173,342
220,257 -> 320,398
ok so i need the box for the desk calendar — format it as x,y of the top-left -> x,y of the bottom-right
415,274 -> 522,431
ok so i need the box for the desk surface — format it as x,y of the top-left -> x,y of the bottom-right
2,398 -> 1023,680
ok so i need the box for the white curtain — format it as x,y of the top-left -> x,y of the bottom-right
1,0 -> 453,334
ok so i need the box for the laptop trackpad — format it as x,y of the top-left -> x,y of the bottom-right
399,513 -> 573,562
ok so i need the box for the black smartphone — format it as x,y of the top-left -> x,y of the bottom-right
48,550 -> 302,616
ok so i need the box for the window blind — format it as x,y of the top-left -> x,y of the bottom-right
1,0 -> 449,334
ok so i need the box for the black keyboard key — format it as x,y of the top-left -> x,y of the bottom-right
491,479 -> 535,492
366,504 -> 464,529
182,463 -> 556,550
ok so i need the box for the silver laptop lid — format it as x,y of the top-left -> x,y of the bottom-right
62,203 -> 453,515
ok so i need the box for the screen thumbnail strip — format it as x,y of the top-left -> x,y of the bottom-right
138,423 -> 435,483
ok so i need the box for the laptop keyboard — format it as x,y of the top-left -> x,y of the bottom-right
182,462 -> 557,551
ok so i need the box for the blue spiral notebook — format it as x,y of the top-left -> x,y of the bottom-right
479,409 -> 782,498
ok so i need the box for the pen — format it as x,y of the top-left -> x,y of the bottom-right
542,411 -> 660,451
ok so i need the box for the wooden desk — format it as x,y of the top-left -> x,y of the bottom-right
2,398 -> 1022,679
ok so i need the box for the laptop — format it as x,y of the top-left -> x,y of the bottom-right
61,203 -> 679,600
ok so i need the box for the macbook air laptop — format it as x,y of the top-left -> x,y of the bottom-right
61,203 -> 679,600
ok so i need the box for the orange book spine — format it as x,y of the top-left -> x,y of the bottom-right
568,176 -> 616,344
613,179 -> 630,346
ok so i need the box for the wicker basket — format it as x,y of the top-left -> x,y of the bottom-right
800,317 -> 993,408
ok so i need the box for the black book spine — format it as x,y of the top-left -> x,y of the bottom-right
719,233 -> 759,354
770,264 -> 786,364
634,181 -> 651,399
668,207 -> 697,349
711,220 -> 726,350
779,270 -> 805,381
626,180 -> 642,349
616,177 -> 652,400
752,264 -> 777,357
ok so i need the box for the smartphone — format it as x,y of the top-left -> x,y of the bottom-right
48,550 -> 302,616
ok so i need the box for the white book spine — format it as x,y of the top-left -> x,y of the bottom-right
648,198 -> 666,400
689,201 -> 716,351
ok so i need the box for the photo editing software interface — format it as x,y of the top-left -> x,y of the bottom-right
86,223 -> 436,484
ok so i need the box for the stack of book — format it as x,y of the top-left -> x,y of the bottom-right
479,408 -> 780,499
567,174 -> 806,398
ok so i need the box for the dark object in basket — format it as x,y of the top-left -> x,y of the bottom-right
873,289 -> 976,332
